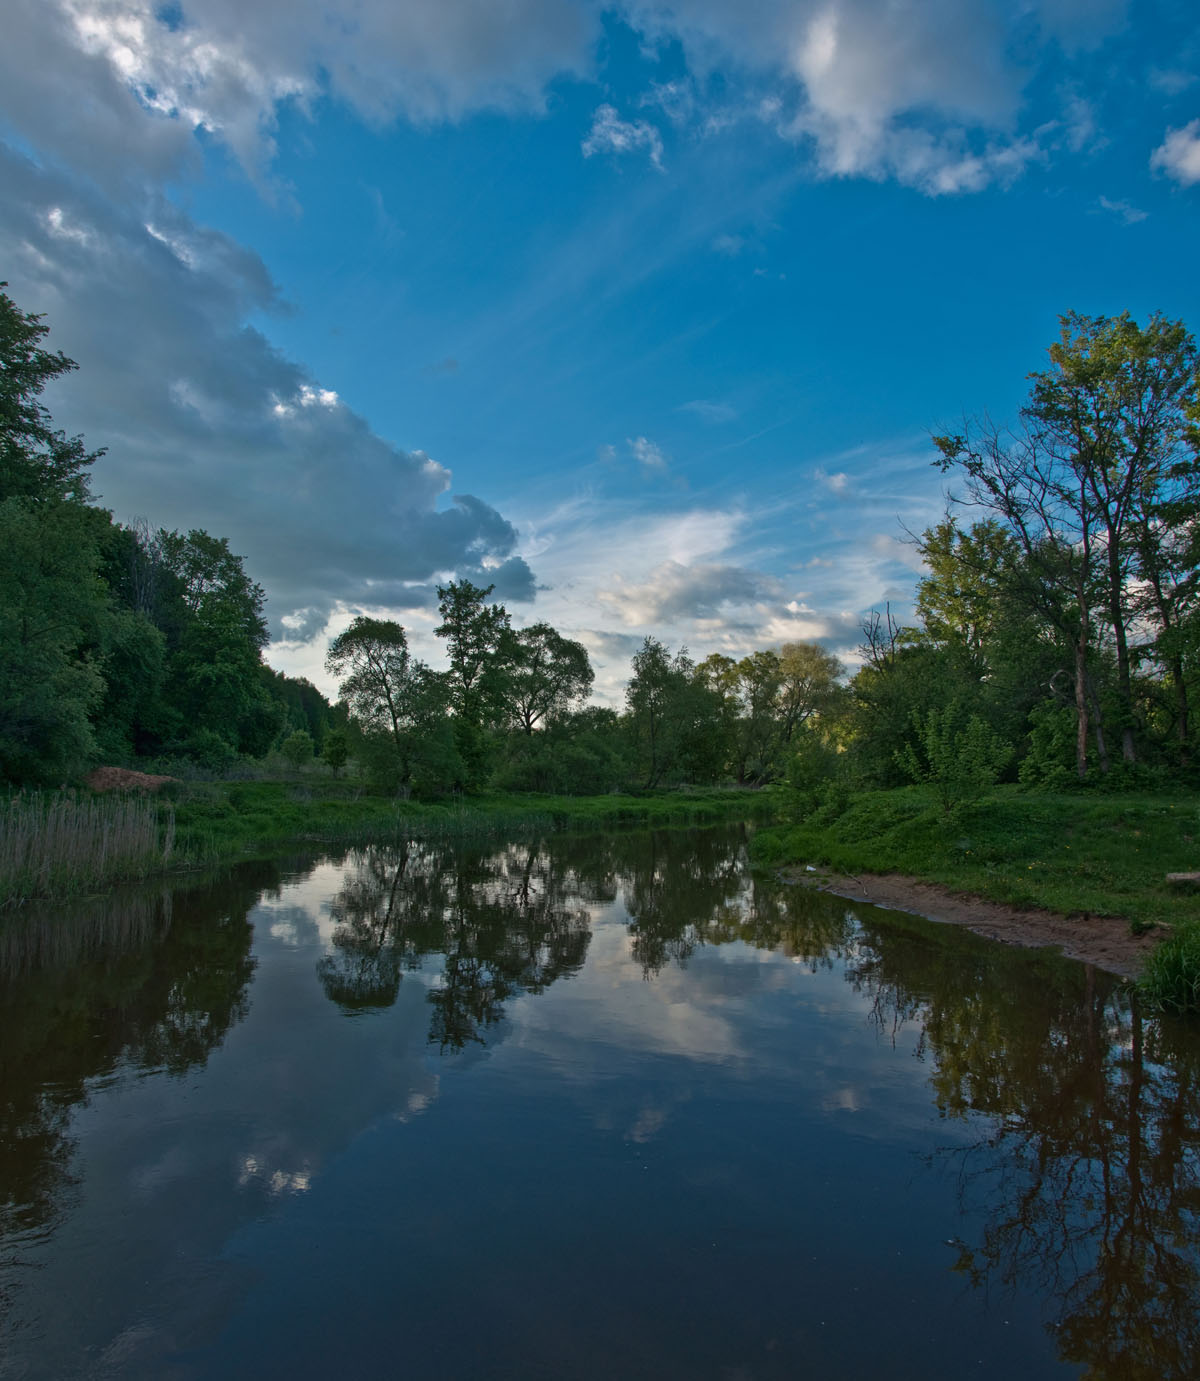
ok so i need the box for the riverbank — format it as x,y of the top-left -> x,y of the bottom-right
775,864 -> 1159,978
753,786 -> 1200,974
2,782 -> 779,907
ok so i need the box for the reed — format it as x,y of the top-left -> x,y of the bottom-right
0,791 -> 176,908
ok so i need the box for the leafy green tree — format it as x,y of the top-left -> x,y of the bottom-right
625,638 -> 713,788
896,703 -> 1012,816
0,283 -> 100,504
505,623 -> 594,734
321,727 -> 349,777
1024,311 -> 1200,764
280,729 -> 314,770
434,579 -> 512,719
0,500 -> 108,782
776,642 -> 844,745
152,529 -> 275,756
326,617 -> 458,792
935,311 -> 1200,777
435,579 -> 513,785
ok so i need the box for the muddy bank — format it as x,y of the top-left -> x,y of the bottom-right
779,866 -> 1159,979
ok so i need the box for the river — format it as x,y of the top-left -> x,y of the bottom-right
1,823 -> 1197,1379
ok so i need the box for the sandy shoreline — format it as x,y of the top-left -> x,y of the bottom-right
778,866 -> 1160,979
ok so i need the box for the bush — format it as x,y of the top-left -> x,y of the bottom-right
1141,921 -> 1200,1016
322,727 -> 349,776
896,704 -> 1011,817
280,729 -> 314,770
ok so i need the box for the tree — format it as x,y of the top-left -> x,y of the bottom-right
434,579 -> 512,721
776,642 -> 844,745
326,617 -> 414,750
326,617 -> 454,791
0,500 -> 108,782
280,729 -> 313,770
1024,311 -> 1200,764
322,727 -> 349,777
505,623 -> 594,734
624,638 -> 704,788
435,579 -> 513,785
935,311 -> 1200,776
0,283 -> 101,504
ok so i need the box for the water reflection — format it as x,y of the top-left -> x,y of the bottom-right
0,826 -> 1197,1379
318,840 -> 592,1045
0,871 -> 262,1247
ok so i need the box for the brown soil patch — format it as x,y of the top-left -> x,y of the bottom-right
84,766 -> 180,794
780,866 -> 1159,979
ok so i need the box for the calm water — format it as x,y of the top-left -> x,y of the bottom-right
1,824 -> 1198,1380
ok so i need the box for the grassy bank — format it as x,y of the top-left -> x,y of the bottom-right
752,786 -> 1199,932
170,780 -> 777,863
2,781 -> 776,907
752,786 -> 1200,1009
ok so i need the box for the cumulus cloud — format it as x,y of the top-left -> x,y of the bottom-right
1,146 -> 534,637
0,0 -> 595,188
598,560 -> 780,626
1151,119 -> 1200,186
1,0 -> 1139,202
624,0 -> 1075,194
581,103 -> 665,169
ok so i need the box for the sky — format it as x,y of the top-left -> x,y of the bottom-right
2,0 -> 1199,703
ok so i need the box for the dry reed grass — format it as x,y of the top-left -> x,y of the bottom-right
0,791 -> 175,908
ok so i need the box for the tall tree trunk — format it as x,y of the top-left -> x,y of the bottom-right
1074,634 -> 1090,779
1105,534 -> 1137,762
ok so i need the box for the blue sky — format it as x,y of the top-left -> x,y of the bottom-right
3,1 -> 1199,700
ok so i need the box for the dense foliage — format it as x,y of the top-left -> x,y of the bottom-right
0,286 -> 338,784
4,287 -> 1198,806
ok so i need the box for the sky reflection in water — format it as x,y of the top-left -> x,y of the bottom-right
1,825 -> 1198,1380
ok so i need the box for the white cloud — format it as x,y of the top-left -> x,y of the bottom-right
1095,195 -> 1148,224
678,399 -> 737,424
2,146 -> 535,643
711,233 -> 744,256
628,435 -> 669,471
582,103 -> 665,169
598,560 -> 780,626
1151,119 -> 1200,186
0,0 -> 1140,203
1149,69 -> 1197,96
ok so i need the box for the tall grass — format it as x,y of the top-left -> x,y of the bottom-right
1141,922 -> 1200,1016
0,791 -> 175,908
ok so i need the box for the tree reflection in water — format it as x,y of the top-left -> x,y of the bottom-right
725,886 -> 1200,1381
0,868 -> 263,1269
318,837 -> 593,1047
3,824 -> 1195,1381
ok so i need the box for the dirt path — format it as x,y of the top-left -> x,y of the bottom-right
778,866 -> 1159,979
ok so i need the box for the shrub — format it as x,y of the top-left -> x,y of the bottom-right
280,729 -> 314,770
1140,922 -> 1200,1016
896,704 -> 1011,817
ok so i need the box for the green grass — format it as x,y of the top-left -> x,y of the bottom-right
0,779 -> 777,907
752,784 -> 1200,936
167,780 -> 777,863
1139,922 -> 1200,1015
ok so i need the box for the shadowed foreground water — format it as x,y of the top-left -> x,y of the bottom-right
1,824 -> 1198,1380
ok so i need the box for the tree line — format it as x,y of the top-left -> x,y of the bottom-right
4,282 -> 1197,796
829,309 -> 1200,803
1,284 -> 334,783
